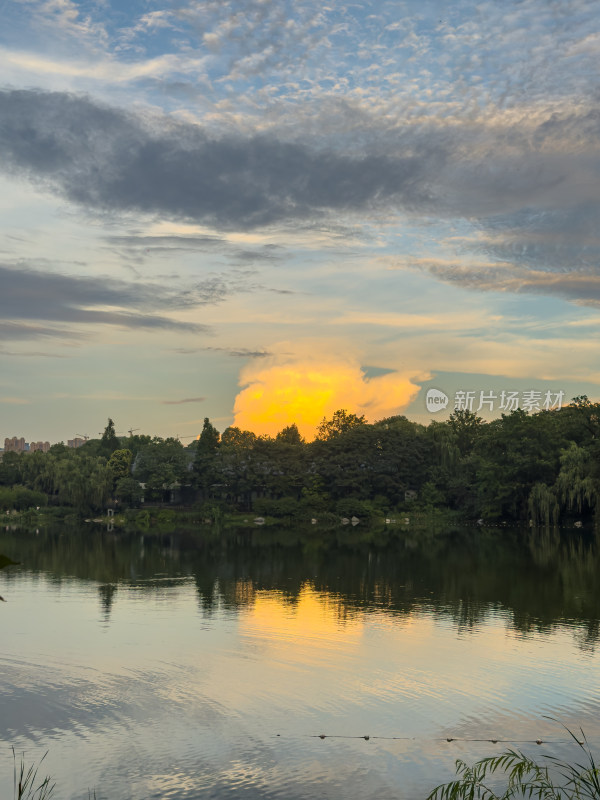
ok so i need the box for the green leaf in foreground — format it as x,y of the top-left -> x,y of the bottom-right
427,726 -> 600,800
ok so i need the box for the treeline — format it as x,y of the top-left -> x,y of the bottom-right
1,399 -> 600,523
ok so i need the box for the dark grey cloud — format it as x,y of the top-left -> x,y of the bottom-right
1,88 -> 600,295
161,396 -> 205,405
0,89 -> 442,229
0,263 -> 218,334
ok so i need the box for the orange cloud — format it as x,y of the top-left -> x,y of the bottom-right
233,346 -> 422,439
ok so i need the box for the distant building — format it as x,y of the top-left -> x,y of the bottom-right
30,441 -> 51,453
4,437 -> 26,453
68,437 -> 86,448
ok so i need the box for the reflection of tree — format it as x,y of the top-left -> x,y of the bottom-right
98,583 -> 117,621
1,526 -> 600,650
0,552 -> 19,601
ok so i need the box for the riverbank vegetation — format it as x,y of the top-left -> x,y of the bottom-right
2,398 -> 600,526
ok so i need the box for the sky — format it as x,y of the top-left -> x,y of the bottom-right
1,0 -> 600,442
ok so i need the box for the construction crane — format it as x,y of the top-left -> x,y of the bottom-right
75,433 -> 89,441
128,428 -> 140,437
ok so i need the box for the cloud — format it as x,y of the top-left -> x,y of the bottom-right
0,321 -> 85,341
0,88 -> 598,278
0,89 -> 446,230
0,348 -> 70,358
171,346 -> 271,358
388,257 -> 600,309
161,397 -> 205,405
22,0 -> 108,47
232,344 -> 422,439
0,396 -> 31,405
0,262 -> 217,336
104,233 -> 285,269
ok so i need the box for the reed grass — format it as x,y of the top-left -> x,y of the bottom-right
12,748 -> 55,800
427,724 -> 600,799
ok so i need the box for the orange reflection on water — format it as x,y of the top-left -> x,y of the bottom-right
239,584 -> 364,658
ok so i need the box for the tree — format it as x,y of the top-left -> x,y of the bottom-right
316,409 -> 366,441
132,438 -> 189,502
276,424 -> 304,446
100,418 -> 121,455
108,449 -> 133,485
193,418 -> 221,493
115,477 -> 144,507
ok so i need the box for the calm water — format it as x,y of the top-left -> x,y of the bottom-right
0,524 -> 599,799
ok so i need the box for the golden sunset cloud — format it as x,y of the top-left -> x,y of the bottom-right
232,346 -> 422,439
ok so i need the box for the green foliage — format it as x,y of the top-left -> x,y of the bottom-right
100,418 -> 121,455
135,509 -> 151,529
528,483 -> 559,527
107,449 -> 133,482
114,477 -> 143,507
0,486 -> 47,511
253,496 -> 300,518
193,418 -> 221,491
316,409 -> 366,441
427,726 -> 600,800
335,497 -> 375,519
156,509 -> 176,525
4,396 -> 600,522
555,443 -> 597,514
276,423 -> 304,445
0,451 -> 23,486
197,417 -> 220,452
132,437 -> 189,501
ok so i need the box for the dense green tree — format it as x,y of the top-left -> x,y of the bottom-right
108,449 -> 133,483
554,442 -> 597,515
276,424 -> 304,445
132,437 -> 189,502
193,418 -> 221,493
472,409 -> 566,520
114,477 -> 144,507
316,409 -> 366,441
100,418 -> 121,456
0,451 -> 23,486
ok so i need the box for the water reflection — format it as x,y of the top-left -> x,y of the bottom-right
0,525 -> 599,800
1,526 -> 599,646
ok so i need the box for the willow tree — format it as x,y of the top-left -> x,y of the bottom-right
555,442 -> 597,515
528,482 -> 559,527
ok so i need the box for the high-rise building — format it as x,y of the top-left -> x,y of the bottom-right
30,441 -> 51,453
4,437 -> 26,452
68,438 -> 86,448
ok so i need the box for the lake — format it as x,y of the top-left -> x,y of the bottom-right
1,523 -> 599,799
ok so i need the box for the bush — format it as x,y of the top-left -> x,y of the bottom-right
253,497 -> 300,518
335,498 -> 376,519
0,486 -> 47,511
135,509 -> 151,529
